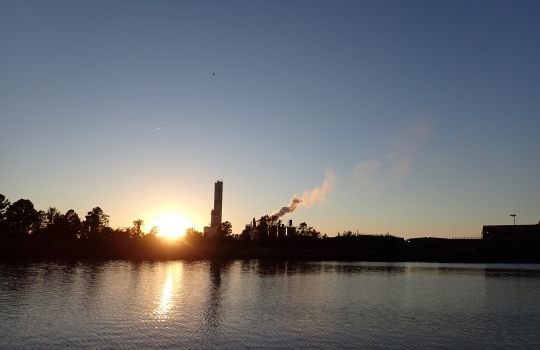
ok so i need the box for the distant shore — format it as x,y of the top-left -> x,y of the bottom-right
2,236 -> 540,263
2,196 -> 539,263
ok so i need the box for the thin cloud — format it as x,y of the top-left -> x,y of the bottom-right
352,161 -> 380,185
353,122 -> 433,187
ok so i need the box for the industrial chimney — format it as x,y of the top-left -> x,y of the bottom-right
204,180 -> 223,237
211,180 -> 223,229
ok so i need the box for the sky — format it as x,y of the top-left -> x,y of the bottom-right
1,0 -> 539,238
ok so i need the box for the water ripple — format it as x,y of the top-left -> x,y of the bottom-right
0,261 -> 539,349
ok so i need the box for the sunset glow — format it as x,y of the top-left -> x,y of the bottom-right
147,212 -> 193,239
1,0 -> 539,239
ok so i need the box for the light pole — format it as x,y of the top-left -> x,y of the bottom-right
510,214 -> 516,225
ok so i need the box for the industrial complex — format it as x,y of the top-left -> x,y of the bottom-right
202,180 -> 300,240
242,218 -> 298,241
202,180 -> 539,245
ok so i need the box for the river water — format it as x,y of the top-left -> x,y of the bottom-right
1,260 -> 539,349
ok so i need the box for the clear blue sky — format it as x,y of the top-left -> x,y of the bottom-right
1,0 -> 539,237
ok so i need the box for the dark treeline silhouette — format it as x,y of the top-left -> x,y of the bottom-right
1,194 -> 539,262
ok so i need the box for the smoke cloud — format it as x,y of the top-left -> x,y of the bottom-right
271,169 -> 336,219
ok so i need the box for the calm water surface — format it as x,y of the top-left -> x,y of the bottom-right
1,260 -> 539,349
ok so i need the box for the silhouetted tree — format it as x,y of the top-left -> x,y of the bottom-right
0,194 -> 9,222
37,208 -> 81,242
5,199 -> 40,237
36,207 -> 61,240
239,225 -> 251,241
185,227 -> 203,239
44,207 -> 62,226
297,222 -> 320,239
82,207 -> 109,239
64,209 -> 82,238
0,195 -> 10,236
147,225 -> 159,237
219,221 -> 233,237
131,219 -> 144,239
35,210 -> 47,231
308,227 -> 321,239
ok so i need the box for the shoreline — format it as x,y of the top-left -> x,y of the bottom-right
2,238 -> 540,264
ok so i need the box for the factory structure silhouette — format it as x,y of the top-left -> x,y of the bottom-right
203,180 -> 223,237
203,180 -> 300,241
203,180 -> 540,243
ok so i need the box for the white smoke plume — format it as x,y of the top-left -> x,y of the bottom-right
271,169 -> 336,219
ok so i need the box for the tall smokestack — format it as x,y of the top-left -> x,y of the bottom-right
210,180 -> 223,230
204,180 -> 224,237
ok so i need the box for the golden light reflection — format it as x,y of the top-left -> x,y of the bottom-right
156,263 -> 183,319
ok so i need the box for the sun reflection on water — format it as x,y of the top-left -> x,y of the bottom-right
155,263 -> 183,320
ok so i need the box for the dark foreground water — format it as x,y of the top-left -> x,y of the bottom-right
1,261 -> 540,349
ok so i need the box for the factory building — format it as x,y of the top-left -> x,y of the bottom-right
482,222 -> 540,241
204,180 -> 223,237
243,218 -> 296,241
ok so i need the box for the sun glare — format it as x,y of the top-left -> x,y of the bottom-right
147,212 -> 193,239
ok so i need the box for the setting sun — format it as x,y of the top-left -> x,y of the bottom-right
147,212 -> 193,239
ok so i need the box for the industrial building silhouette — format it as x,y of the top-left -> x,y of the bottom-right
203,181 -> 223,237
243,218 -> 297,241
482,222 -> 540,241
202,180 -> 299,240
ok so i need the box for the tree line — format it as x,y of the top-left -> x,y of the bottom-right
0,194 -> 241,246
0,194 -> 148,242
0,194 -> 244,259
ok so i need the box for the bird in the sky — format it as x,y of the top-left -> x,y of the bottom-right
212,72 -> 215,76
